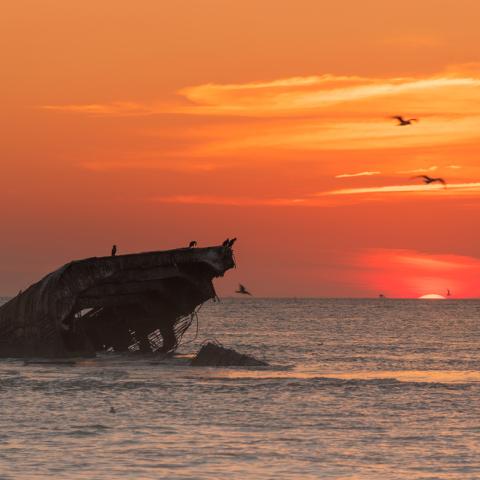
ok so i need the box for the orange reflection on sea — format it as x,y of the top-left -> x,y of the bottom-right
206,368 -> 480,384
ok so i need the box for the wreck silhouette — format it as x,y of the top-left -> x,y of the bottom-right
0,245 -> 234,357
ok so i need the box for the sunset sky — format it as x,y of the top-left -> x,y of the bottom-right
1,0 -> 480,297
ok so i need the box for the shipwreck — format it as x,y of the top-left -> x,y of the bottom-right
0,245 -> 234,357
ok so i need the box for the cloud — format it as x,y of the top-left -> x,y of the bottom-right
397,166 -> 438,174
42,67 -> 480,119
200,116 -> 480,153
177,75 -> 480,116
81,160 -> 220,172
325,182 -> 480,196
335,171 -> 381,178
360,249 -> 480,271
41,102 -> 156,116
42,66 -> 480,154
150,195 -> 311,207
149,180 -> 480,209
397,165 -> 462,175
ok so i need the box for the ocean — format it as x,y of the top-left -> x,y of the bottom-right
1,298 -> 479,479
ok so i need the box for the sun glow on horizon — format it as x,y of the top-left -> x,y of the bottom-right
418,294 -> 446,299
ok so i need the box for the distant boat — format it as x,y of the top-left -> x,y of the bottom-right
379,294 -> 385,298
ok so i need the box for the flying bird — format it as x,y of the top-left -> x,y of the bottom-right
411,175 -> 447,188
188,241 -> 197,248
111,245 -> 117,257
236,284 -> 252,296
392,116 -> 418,126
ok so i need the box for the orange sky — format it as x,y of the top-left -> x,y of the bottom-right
1,0 -> 480,297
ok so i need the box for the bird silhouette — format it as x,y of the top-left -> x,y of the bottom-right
188,241 -> 197,248
236,284 -> 252,295
392,116 -> 418,126
411,175 -> 447,188
111,245 -> 117,256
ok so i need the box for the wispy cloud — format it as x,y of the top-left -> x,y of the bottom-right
42,67 -> 480,155
41,102 -> 156,116
42,67 -> 480,118
150,195 -> 311,207
397,164 -> 462,175
177,75 -> 480,116
81,160 -> 220,172
202,116 -> 480,153
149,181 -> 480,208
325,182 -> 480,196
398,166 -> 438,174
335,171 -> 381,178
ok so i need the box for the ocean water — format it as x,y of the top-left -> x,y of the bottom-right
1,298 -> 480,479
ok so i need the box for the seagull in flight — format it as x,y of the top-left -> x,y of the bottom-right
411,175 -> 447,188
392,116 -> 418,126
236,284 -> 252,296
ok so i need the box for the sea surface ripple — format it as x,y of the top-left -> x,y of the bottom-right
1,298 -> 480,479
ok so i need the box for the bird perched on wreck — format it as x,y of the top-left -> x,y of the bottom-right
111,245 -> 117,256
236,284 -> 252,295
392,116 -> 418,126
188,241 -> 197,248
411,175 -> 447,188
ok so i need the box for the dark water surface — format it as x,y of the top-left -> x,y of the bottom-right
1,298 -> 480,479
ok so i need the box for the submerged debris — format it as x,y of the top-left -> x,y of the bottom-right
191,342 -> 268,367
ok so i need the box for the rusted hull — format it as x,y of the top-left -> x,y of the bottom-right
0,246 -> 234,357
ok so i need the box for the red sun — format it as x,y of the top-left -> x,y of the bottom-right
418,294 -> 446,299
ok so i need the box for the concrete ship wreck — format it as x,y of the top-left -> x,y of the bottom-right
0,245 -> 235,357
